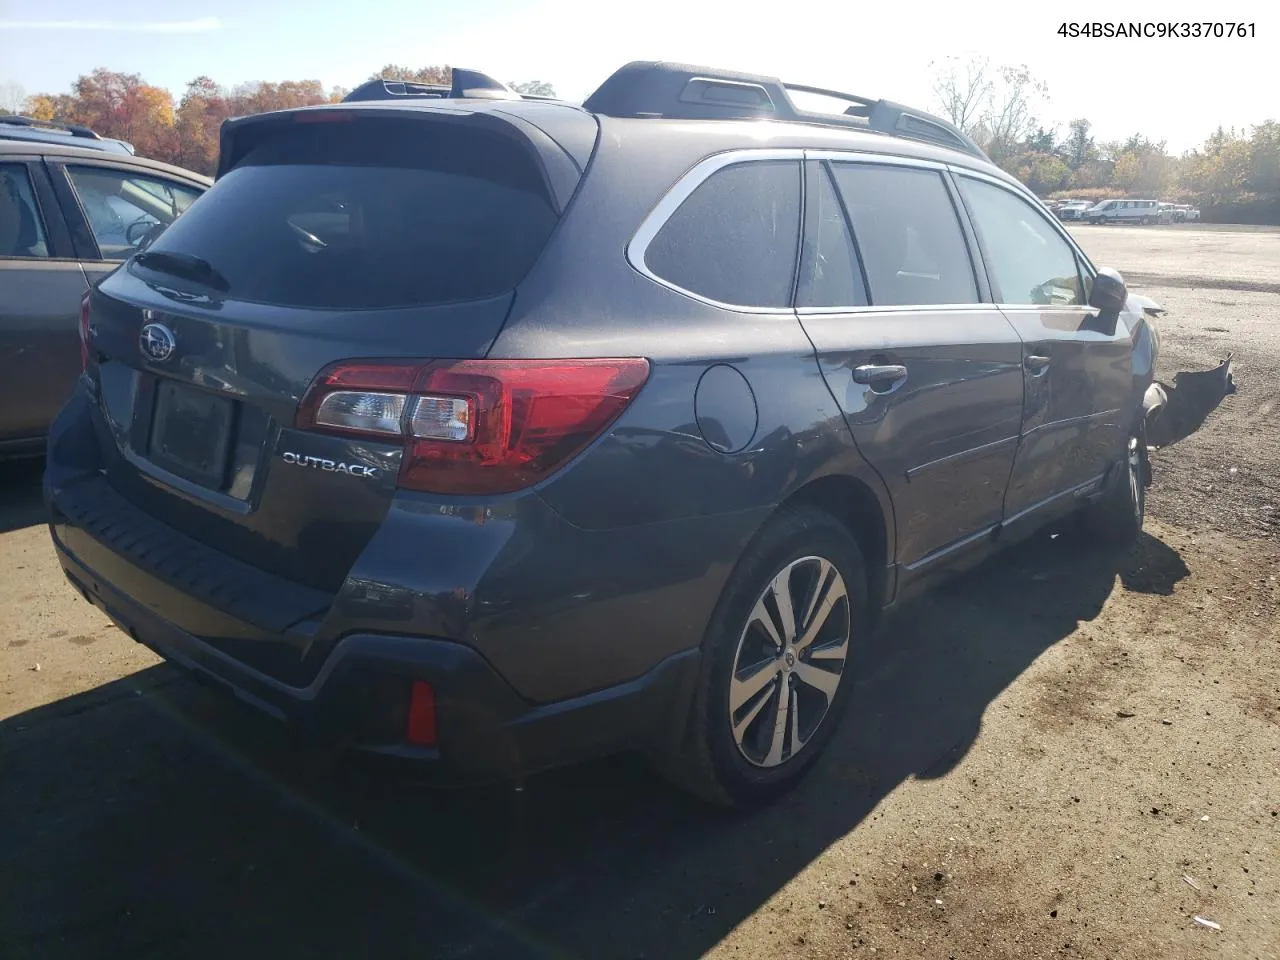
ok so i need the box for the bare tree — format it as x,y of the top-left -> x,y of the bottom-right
1063,119 -> 1097,168
983,65 -> 1048,164
0,80 -> 27,115
930,57 -> 992,135
930,58 -> 1050,169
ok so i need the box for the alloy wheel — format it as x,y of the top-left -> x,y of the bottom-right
727,556 -> 851,768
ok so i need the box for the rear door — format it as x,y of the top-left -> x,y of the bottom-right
0,158 -> 89,448
954,172 -> 1131,527
82,111 -> 580,594
45,158 -> 206,285
794,156 -> 1024,573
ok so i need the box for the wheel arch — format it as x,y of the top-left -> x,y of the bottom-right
658,472 -> 894,803
776,474 -> 893,612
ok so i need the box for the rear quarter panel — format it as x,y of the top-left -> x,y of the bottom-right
495,119 -> 893,537
462,123 -> 896,699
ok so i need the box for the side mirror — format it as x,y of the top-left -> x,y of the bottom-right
1089,267 -> 1127,316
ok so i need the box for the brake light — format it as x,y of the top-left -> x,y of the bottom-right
298,358 -> 651,495
405,680 -> 437,747
78,292 -> 92,371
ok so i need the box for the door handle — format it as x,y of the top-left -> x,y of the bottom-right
852,364 -> 908,393
1025,355 -> 1051,377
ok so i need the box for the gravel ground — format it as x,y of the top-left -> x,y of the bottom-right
1068,224 -> 1280,542
1,225 -> 1277,960
1069,223 -> 1280,294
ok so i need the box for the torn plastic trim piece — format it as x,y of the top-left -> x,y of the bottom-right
1130,293 -> 1165,317
1145,355 -> 1235,449
1143,381 -> 1169,424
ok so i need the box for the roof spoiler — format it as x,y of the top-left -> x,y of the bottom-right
582,61 -> 987,160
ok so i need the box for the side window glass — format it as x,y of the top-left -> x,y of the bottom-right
959,177 -> 1085,307
645,160 -> 801,308
827,164 -> 977,306
0,164 -> 51,258
66,167 -> 202,260
797,164 -> 866,308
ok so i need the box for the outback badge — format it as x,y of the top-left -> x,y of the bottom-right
280,451 -> 379,479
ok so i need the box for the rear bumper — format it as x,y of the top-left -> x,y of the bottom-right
53,534 -> 699,780
46,384 -> 755,704
42,384 -> 749,778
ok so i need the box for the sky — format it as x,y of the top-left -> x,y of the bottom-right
0,0 -> 1275,153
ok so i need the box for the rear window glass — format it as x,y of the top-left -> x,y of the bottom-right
828,164 -> 978,307
0,163 -> 50,258
137,119 -> 558,309
797,164 -> 867,308
644,160 -> 801,308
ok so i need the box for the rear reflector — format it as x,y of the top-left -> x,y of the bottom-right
298,358 -> 650,495
406,680 -> 437,747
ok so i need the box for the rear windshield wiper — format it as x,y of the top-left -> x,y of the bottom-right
133,251 -> 230,292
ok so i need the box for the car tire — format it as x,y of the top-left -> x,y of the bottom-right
658,507 -> 869,807
1082,424 -> 1147,547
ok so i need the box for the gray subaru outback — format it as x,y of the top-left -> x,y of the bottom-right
44,62 -> 1165,806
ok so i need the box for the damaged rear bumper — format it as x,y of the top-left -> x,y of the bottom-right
1145,355 -> 1235,449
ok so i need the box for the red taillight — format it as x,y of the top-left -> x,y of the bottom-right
405,680 -> 437,747
78,292 -> 92,371
297,358 -> 651,495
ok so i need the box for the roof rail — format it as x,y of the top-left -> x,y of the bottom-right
582,62 -> 987,160
0,115 -> 103,141
342,68 -> 523,103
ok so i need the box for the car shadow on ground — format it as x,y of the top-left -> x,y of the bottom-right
0,525 -> 1189,960
0,458 -> 45,534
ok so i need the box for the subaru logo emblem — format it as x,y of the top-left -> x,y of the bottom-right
139,322 -> 176,362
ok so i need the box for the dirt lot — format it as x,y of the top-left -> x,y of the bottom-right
2,224 -> 1277,960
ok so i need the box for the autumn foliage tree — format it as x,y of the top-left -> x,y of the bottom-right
171,77 -> 228,173
23,68 -> 346,175
370,65 -> 452,84
19,64 -> 1279,221
928,58 -> 1280,221
26,69 -> 178,159
22,65 -> 562,176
